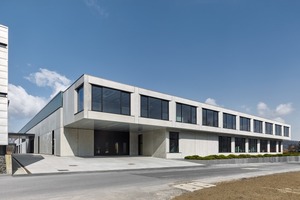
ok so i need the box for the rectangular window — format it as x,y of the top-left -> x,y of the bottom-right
249,139 -> 257,152
203,108 -> 218,127
240,117 -> 250,132
223,113 -> 236,130
284,126 -> 290,137
77,85 -> 84,112
260,139 -> 268,152
270,140 -> 276,152
265,122 -> 273,135
176,103 -> 197,124
141,95 -> 169,120
169,132 -> 179,153
235,137 -> 245,153
219,136 -> 231,153
254,120 -> 263,133
91,85 -> 130,115
275,125 -> 282,136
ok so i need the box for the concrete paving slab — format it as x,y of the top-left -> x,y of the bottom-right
12,154 -> 202,175
173,182 -> 215,192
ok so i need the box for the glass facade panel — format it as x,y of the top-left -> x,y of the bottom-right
223,113 -> 236,129
203,108 -> 218,127
240,117 -> 250,132
169,132 -> 179,153
278,141 -> 282,152
284,126 -> 290,137
91,85 -> 130,115
265,122 -> 273,135
275,124 -> 282,136
176,103 -> 197,124
270,140 -> 276,152
92,85 -> 102,111
77,85 -> 84,112
121,92 -> 130,115
249,139 -> 257,152
219,136 -> 231,153
260,139 -> 268,152
140,95 -> 169,120
254,120 -> 262,133
235,137 -> 245,153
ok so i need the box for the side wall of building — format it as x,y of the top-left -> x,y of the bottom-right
0,25 -> 8,146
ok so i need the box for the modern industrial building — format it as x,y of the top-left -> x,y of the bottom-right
0,24 -> 8,154
18,74 -> 291,158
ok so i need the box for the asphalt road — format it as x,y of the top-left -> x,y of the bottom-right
1,162 -> 300,200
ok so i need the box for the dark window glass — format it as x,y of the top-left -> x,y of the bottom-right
140,95 -> 169,120
169,132 -> 179,153
121,92 -> 130,115
270,140 -> 276,152
249,139 -> 257,152
219,136 -> 231,153
91,85 -> 130,115
162,100 -> 169,120
149,97 -> 162,119
77,85 -> 84,112
254,120 -> 263,133
278,141 -> 282,152
223,113 -> 236,129
284,126 -> 289,137
176,103 -> 197,124
235,137 -> 245,153
92,86 -> 102,111
240,117 -> 250,132
260,139 -> 268,152
275,125 -> 282,136
141,96 -> 148,117
203,108 -> 218,127
103,88 -> 121,114
265,122 -> 273,135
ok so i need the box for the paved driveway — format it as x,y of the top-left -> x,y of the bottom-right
13,154 -> 202,175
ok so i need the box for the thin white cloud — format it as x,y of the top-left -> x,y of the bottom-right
205,98 -> 218,106
26,68 -> 71,98
275,103 -> 293,116
240,105 -> 251,113
257,101 -> 294,123
8,84 -> 47,118
84,0 -> 109,17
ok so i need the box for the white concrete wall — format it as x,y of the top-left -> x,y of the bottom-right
61,128 -> 94,156
142,129 -> 167,158
27,109 -> 63,155
130,131 -> 138,156
0,25 -> 8,146
166,130 -> 218,159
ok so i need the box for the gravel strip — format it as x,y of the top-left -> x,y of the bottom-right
0,155 -> 6,174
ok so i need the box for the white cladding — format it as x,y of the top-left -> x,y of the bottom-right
0,24 -> 8,145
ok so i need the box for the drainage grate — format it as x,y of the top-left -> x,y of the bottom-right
57,169 -> 69,172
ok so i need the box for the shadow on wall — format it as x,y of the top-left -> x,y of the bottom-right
13,154 -> 44,167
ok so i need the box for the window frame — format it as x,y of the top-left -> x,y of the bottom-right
253,120 -> 263,133
240,117 -> 250,132
223,113 -> 236,130
202,108 -> 219,127
140,95 -> 169,120
265,122 -> 273,135
169,132 -> 179,153
76,85 -> 84,113
218,136 -> 231,153
176,103 -> 197,124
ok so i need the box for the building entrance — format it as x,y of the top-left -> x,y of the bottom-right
94,130 -> 129,156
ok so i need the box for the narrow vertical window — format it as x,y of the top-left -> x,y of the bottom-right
275,125 -> 282,136
235,137 -> 245,153
219,136 -> 231,153
254,120 -> 262,133
77,85 -> 84,112
240,117 -> 250,132
265,122 -> 273,135
169,132 -> 179,153
284,126 -> 290,137
249,139 -> 257,152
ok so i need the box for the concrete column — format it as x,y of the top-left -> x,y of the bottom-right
262,122 -> 265,134
257,139 -> 261,153
267,140 -> 270,153
276,141 -> 279,153
245,138 -> 249,153
231,137 -> 235,153
169,98 -> 176,123
219,112 -> 223,128
130,131 -> 138,156
236,116 -> 240,131
250,119 -> 253,132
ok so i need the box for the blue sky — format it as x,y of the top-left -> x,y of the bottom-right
1,0 -> 300,139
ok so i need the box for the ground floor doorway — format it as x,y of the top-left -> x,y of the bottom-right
94,130 -> 129,156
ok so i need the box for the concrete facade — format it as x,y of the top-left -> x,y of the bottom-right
0,24 -> 8,148
18,74 -> 291,158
